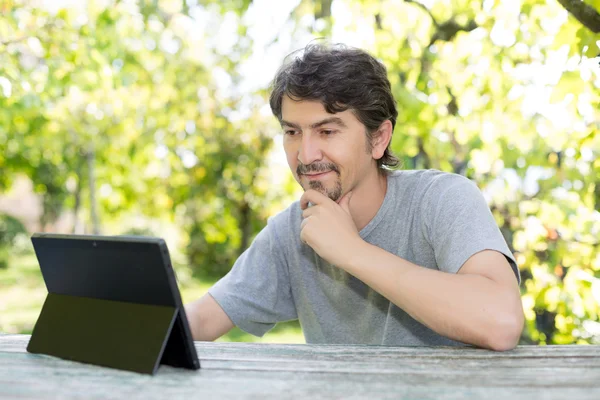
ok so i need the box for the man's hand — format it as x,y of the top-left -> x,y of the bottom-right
299,189 -> 363,267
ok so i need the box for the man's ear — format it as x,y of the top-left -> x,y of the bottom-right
371,120 -> 393,160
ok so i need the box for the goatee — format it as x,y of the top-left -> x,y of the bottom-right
305,179 -> 342,202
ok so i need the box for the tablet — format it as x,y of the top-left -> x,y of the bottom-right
27,233 -> 200,374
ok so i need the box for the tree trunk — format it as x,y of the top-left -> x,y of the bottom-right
87,147 -> 100,235
557,0 -> 600,33
238,201 -> 251,256
72,158 -> 83,234
315,0 -> 332,19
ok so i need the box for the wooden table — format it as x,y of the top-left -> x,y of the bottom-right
1,334 -> 600,399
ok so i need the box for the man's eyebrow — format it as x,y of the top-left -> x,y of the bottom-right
280,117 -> 348,130
309,117 -> 347,129
281,120 -> 301,129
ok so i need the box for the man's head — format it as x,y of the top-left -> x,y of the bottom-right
269,43 -> 399,202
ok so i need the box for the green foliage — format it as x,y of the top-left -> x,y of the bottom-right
0,213 -> 27,269
1,0 -> 599,345
314,0 -> 600,345
0,0 -> 292,278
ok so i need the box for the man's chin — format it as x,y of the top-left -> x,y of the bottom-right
314,188 -> 342,202
299,179 -> 342,202
307,181 -> 326,193
301,185 -> 327,196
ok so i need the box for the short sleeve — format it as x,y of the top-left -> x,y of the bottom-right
208,217 -> 298,336
423,174 -> 520,283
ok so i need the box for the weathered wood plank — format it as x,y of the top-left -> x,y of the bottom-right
199,341 -> 600,359
5,333 -> 600,358
2,334 -> 600,400
2,352 -> 600,400
4,350 -> 599,387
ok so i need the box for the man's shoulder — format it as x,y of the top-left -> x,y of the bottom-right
386,169 -> 481,220
243,201 -> 300,254
388,168 -> 474,195
265,199 -> 302,231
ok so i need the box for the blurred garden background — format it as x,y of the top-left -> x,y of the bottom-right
0,0 -> 599,345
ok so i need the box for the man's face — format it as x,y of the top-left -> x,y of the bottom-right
280,95 -> 375,202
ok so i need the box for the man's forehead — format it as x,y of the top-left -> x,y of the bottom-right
281,96 -> 355,126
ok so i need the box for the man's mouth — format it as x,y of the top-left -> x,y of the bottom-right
303,171 -> 332,178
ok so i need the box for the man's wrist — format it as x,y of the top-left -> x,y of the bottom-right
340,238 -> 372,274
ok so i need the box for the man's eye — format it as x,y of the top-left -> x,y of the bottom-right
321,130 -> 336,135
284,130 -> 298,136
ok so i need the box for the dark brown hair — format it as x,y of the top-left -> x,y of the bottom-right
269,43 -> 399,169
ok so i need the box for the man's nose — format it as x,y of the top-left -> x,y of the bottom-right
298,133 -> 323,165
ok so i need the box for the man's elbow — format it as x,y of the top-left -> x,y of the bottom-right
486,305 -> 525,352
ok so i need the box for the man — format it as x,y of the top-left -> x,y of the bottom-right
185,43 -> 524,351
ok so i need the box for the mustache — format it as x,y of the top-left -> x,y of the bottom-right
297,162 -> 340,175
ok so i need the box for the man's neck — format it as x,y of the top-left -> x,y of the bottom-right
347,170 -> 388,232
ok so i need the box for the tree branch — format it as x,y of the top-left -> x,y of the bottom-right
415,17 -> 478,87
429,19 -> 478,47
556,0 -> 600,33
0,36 -> 28,46
0,21 -> 57,47
315,0 -> 333,20
404,0 -> 440,28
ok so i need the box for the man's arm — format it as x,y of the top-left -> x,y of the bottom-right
344,245 -> 524,351
185,293 -> 235,341
299,188 -> 524,351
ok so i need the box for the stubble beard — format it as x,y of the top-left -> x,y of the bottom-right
305,178 -> 343,202
297,162 -> 343,202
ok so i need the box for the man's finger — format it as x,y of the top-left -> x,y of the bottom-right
300,219 -> 311,245
302,206 -> 317,219
300,215 -> 311,230
300,189 -> 330,210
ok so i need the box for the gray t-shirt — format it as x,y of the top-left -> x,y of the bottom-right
209,169 -> 519,346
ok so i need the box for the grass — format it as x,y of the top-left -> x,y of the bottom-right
0,249 -> 304,343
